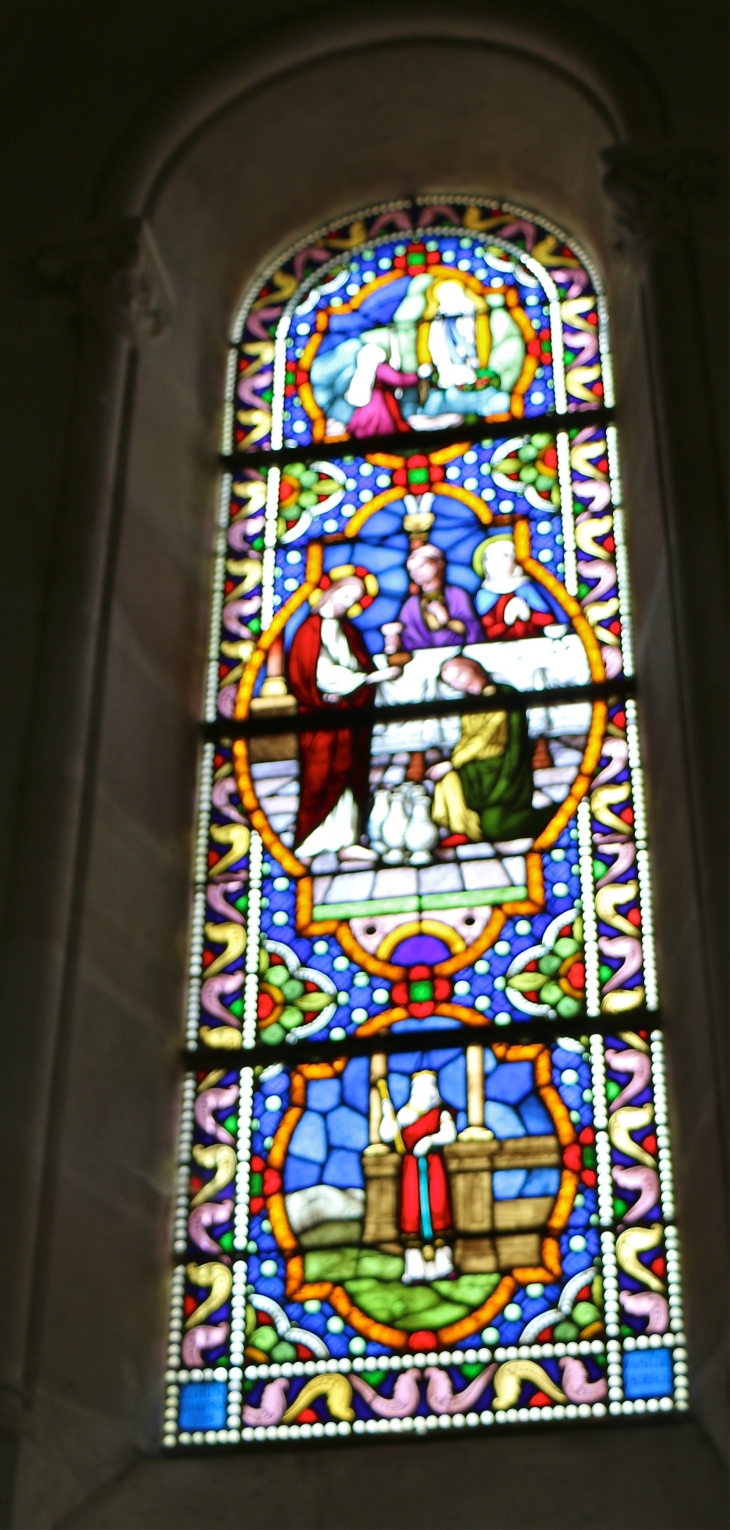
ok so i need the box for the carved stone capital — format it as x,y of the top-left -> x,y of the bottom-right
36,217 -> 173,339
601,142 -> 719,252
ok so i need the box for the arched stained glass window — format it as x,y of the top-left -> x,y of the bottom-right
164,200 -> 685,1449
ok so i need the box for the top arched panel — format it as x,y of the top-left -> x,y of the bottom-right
227,198 -> 612,456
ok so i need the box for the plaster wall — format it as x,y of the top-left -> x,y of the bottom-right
0,6 -> 726,1527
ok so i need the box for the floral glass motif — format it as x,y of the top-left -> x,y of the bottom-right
164,202 -> 685,1449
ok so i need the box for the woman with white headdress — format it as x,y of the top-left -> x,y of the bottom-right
474,532 -> 565,641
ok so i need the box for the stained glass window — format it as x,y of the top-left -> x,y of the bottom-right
163,200 -> 686,1449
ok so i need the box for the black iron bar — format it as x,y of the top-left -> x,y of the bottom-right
203,676 -> 635,742
183,1008 -> 660,1073
221,405 -> 613,472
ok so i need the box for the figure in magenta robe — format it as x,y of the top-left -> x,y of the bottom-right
397,543 -> 482,652
379,1070 -> 457,1283
348,359 -> 419,437
288,574 -> 399,858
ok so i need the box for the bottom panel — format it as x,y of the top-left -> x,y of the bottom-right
164,1030 -> 686,1445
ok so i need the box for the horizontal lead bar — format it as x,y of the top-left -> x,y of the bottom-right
184,1008 -> 661,1071
203,677 -> 635,741
222,406 -> 613,472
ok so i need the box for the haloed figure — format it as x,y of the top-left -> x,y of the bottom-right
475,533 -> 565,640
288,574 -> 400,860
379,1071 -> 457,1283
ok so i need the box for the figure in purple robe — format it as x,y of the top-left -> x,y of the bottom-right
397,543 -> 482,651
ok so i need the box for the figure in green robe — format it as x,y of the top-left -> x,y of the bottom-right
431,656 -> 553,843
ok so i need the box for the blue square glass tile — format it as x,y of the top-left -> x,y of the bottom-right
178,1381 -> 228,1431
623,1348 -> 673,1400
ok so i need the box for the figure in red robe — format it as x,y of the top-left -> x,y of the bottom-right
379,1070 -> 457,1282
288,575 -> 397,858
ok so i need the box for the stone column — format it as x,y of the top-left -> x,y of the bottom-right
362,1054 -> 400,1245
602,143 -> 728,1455
458,1043 -> 493,1141
368,1052 -> 388,1145
601,143 -> 727,1049
466,1044 -> 486,1132
0,219 -> 172,1437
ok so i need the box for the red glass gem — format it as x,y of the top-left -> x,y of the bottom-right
581,1169 -> 597,1187
249,1196 -> 265,1214
408,1330 -> 437,1352
251,1156 -> 265,1173
642,1134 -> 657,1158
563,1144 -> 581,1171
408,1000 -> 435,1018
568,960 -> 585,990
650,1257 -> 666,1278
579,1127 -> 595,1145
262,1168 -> 281,1196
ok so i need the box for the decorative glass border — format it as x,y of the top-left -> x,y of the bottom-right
164,201 -> 684,1449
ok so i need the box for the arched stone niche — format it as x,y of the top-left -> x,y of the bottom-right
9,14 -> 726,1528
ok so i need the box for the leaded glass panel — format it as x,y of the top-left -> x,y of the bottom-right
163,201 -> 685,1450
